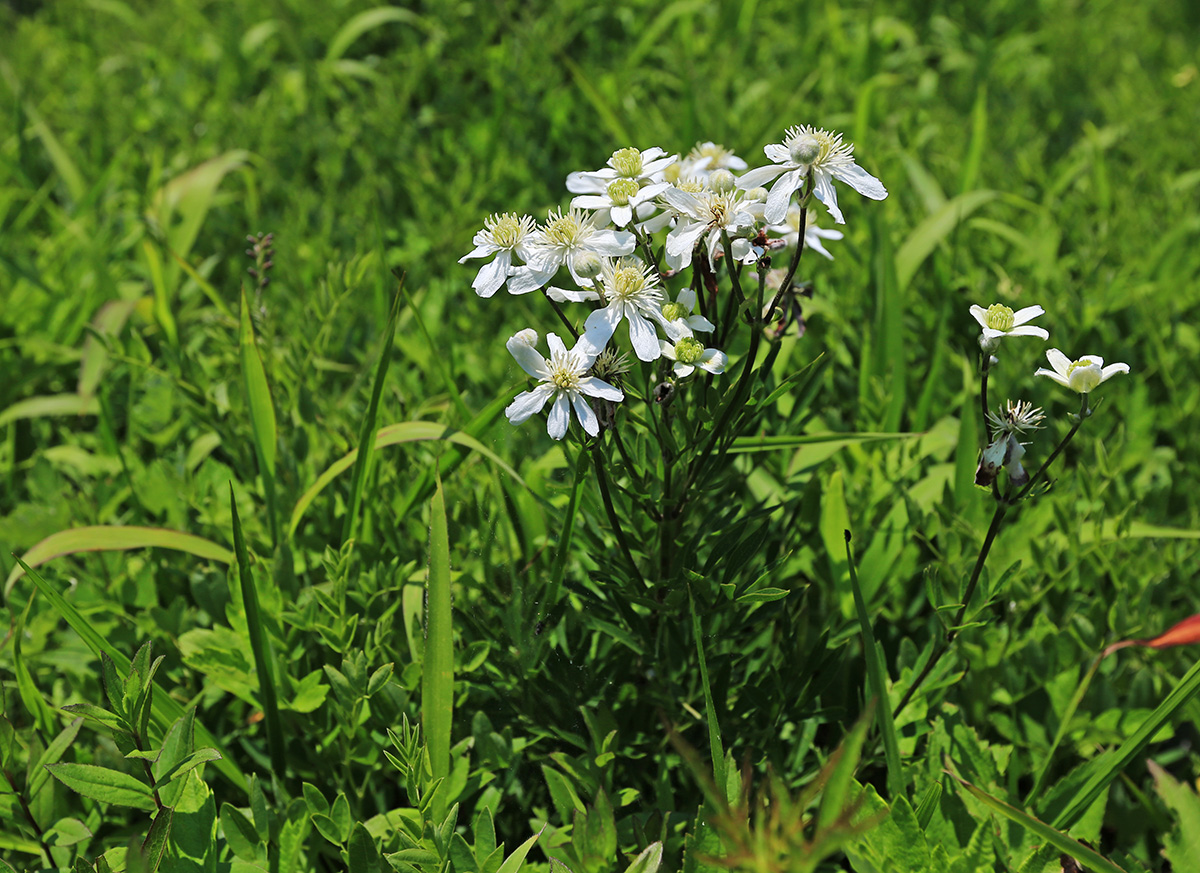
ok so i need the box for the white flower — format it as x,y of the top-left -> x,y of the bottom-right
509,208 -> 636,293
579,258 -> 668,362
975,432 -> 1029,488
1035,349 -> 1130,394
768,205 -> 844,261
504,331 -> 623,440
969,303 -> 1049,351
570,177 -> 670,229
736,125 -> 887,225
683,141 -> 748,176
568,146 -> 678,190
459,213 -> 537,297
659,287 -> 715,341
660,186 -> 760,271
658,336 -> 727,378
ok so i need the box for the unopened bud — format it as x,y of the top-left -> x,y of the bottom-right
574,252 -> 603,280
709,169 -> 735,193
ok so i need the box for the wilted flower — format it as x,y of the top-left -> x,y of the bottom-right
504,331 -> 623,440
1035,349 -> 1129,394
970,303 -> 1049,352
736,125 -> 887,225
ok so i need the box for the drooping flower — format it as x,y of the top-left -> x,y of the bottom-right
658,336 -> 727,379
504,331 -> 623,440
736,125 -> 887,225
508,208 -> 636,293
976,399 -> 1046,488
1035,349 -> 1129,394
578,258 -> 668,362
459,213 -> 538,297
970,303 -> 1049,351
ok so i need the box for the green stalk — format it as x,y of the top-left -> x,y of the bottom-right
423,477 -> 454,782
688,587 -> 726,798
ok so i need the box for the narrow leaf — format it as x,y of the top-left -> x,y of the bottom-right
141,807 -> 174,872
423,478 -> 454,781
239,288 -> 279,545
46,762 -> 156,810
688,587 -> 726,799
494,828 -> 544,873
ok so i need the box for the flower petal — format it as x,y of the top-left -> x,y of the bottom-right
1011,305 -> 1045,326
832,162 -> 888,200
505,386 -> 551,424
580,305 -> 624,357
627,311 -> 663,362
665,221 -> 710,271
1005,326 -> 1049,340
1044,348 -> 1072,378
763,142 -> 791,164
579,376 -> 623,402
1033,367 -> 1070,388
572,394 -> 600,437
764,168 -> 804,226
588,229 -> 636,256
472,252 -> 511,298
546,394 -> 571,440
812,173 -> 844,224
735,163 -> 788,190
506,333 -> 549,379
507,266 -> 555,295
697,349 -> 728,374
1099,362 -> 1130,383
969,305 -> 990,328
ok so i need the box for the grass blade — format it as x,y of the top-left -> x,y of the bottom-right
12,558 -> 245,791
845,530 -> 905,801
0,394 -> 99,430
240,288 -> 279,546
289,421 -> 523,538
542,445 -> 591,621
947,769 -> 1129,873
894,190 -> 999,291
1051,654 -> 1200,830
229,485 -> 285,778
423,477 -> 453,781
688,586 -> 726,799
342,283 -> 403,545
6,525 -> 232,597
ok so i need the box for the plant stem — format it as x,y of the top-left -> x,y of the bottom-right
593,442 -> 644,584
545,293 -> 580,340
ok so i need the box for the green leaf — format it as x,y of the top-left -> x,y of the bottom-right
348,821 -> 382,873
46,762 -> 156,810
1149,761 -> 1200,870
153,749 -> 222,789
303,782 -> 330,818
947,770 -> 1128,873
894,190 -> 999,290
239,288 -> 279,544
6,525 -> 233,595
735,587 -> 790,604
220,803 -> 261,860
689,587 -> 726,799
154,708 -> 196,807
0,393 -> 98,431
28,716 -> 84,798
288,421 -> 523,538
816,715 -> 870,832
623,841 -> 663,873
141,807 -> 174,872
230,486 -> 285,777
312,813 -> 343,846
343,277 -> 402,544
423,478 -> 454,783
494,828 -> 544,873
331,792 -> 352,843
46,816 -> 92,847
149,150 -> 250,259
61,702 -> 129,733
324,6 -> 422,62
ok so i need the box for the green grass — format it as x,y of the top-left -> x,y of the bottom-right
3,0 -> 1200,871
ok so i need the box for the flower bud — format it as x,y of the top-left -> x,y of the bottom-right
574,252 -> 603,280
788,134 -> 821,166
745,186 -> 769,202
709,168 -> 736,193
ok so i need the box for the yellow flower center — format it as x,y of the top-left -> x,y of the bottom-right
485,213 -> 529,248
543,209 -> 590,248
661,302 -> 687,322
984,304 -> 1016,332
675,337 -> 704,364
610,147 -> 643,178
607,178 -> 641,206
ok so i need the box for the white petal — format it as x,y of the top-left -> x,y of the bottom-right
579,376 -> 623,402
633,182 -> 671,204
661,187 -> 705,218
832,162 -> 888,200
506,334 -> 549,379
580,306 -> 623,357
1033,367 -> 1070,388
610,204 -> 633,228
763,143 -> 790,163
572,394 -> 600,437
764,169 -> 804,226
969,305 -> 990,328
459,242 -> 495,263
1099,362 -> 1130,383
546,285 -> 601,303
658,339 -> 676,360
571,194 -> 611,210
505,386 -> 551,424
665,221 -> 709,271
472,252 -> 511,298
812,173 -> 844,224
685,314 -> 715,333
1005,326 -> 1049,340
697,349 -> 727,374
546,333 -> 569,359
588,229 -> 636,256
627,311 -> 663,362
673,361 -> 696,378
547,394 -> 571,439
677,288 -> 697,310
736,163 -> 789,189
1044,348 -> 1072,377
507,266 -> 555,295
804,233 -> 835,260
1011,305 -> 1045,326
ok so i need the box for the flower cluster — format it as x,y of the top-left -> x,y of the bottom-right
464,130 -> 889,439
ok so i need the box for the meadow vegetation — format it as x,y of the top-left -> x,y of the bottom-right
3,0 -> 1200,870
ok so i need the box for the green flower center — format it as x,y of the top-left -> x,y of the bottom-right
984,304 -> 1016,332
661,302 -> 687,322
788,134 -> 821,165
607,178 -> 641,206
611,147 -> 643,178
675,337 -> 704,364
